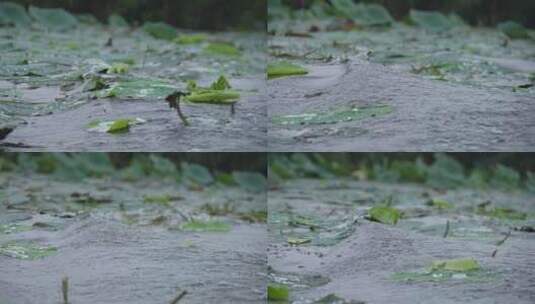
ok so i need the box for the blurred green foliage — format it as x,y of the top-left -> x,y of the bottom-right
269,153 -> 535,191
0,153 -> 267,182
279,0 -> 535,27
6,0 -> 266,30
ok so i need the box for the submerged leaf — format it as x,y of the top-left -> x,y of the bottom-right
267,62 -> 309,79
272,105 -> 392,126
0,241 -> 57,260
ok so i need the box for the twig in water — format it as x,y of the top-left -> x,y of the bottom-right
231,103 -> 236,116
443,220 -> 450,238
166,92 -> 190,126
62,277 -> 69,304
492,230 -> 512,257
170,290 -> 187,304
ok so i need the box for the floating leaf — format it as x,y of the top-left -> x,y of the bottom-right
108,63 -> 130,74
368,206 -> 401,225
0,241 -> 57,260
498,21 -> 530,39
331,1 -> 393,27
313,294 -> 362,304
204,42 -> 241,56
87,118 -> 146,134
185,76 -> 240,104
409,10 -> 455,32
287,237 -> 312,245
108,14 -> 128,27
0,2 -> 31,27
174,34 -> 207,45
430,258 -> 480,272
186,91 -> 240,104
143,22 -> 176,40
29,6 -> 78,31
143,194 -> 172,205
478,207 -> 527,221
0,223 -> 31,234
426,198 -> 453,210
98,79 -> 177,99
181,163 -> 214,186
267,283 -> 289,301
180,220 -> 231,232
267,62 -> 308,79
272,105 -> 392,126
233,171 -> 267,193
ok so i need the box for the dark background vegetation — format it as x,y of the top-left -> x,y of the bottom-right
0,153 -> 267,174
284,0 -> 535,27
5,0 -> 266,30
272,153 -> 535,175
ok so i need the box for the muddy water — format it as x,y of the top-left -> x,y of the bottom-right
268,179 -> 535,303
268,61 -> 535,151
0,174 -> 267,304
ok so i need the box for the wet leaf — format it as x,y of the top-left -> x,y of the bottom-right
143,22 -> 176,40
287,237 -> 312,245
185,76 -> 240,104
232,171 -> 267,193
430,258 -> 480,272
267,283 -> 289,301
267,62 -> 308,79
87,118 -> 146,134
29,6 -> 78,31
0,2 -> 31,27
180,220 -> 231,232
368,205 -> 401,225
0,241 -> 57,260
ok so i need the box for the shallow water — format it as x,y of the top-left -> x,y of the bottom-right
268,179 -> 535,303
268,25 -> 535,151
0,174 -> 267,304
0,25 -> 266,151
